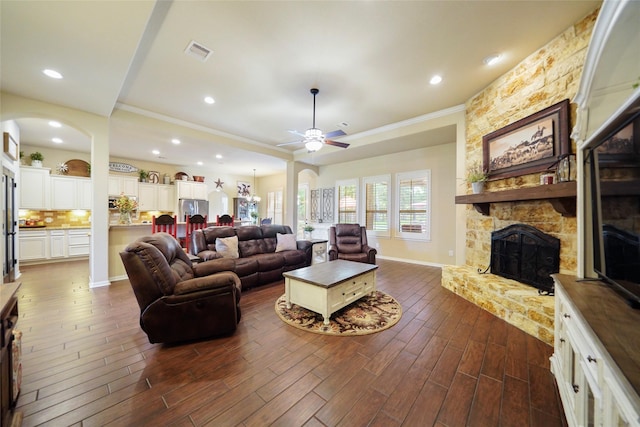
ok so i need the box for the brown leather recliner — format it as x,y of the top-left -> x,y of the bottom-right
120,232 -> 242,344
328,224 -> 377,264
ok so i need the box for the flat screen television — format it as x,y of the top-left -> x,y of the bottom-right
585,95 -> 640,309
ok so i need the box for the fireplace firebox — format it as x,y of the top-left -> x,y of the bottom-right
484,224 -> 560,294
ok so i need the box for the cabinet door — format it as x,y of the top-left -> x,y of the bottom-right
157,185 -> 174,211
19,232 -> 48,261
176,181 -> 193,199
20,167 -> 50,209
78,179 -> 92,210
193,183 -> 208,200
121,177 -> 138,196
50,177 -> 77,210
50,231 -> 66,258
138,183 -> 156,211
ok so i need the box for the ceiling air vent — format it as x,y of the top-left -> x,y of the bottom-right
184,40 -> 212,62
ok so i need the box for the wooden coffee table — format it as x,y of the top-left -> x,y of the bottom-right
283,259 -> 378,324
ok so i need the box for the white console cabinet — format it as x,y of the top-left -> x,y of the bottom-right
551,275 -> 640,427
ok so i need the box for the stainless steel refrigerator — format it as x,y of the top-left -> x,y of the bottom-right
178,198 -> 209,222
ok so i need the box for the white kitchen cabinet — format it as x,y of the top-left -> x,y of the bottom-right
19,166 -> 51,209
138,183 -> 175,211
51,176 -> 92,210
108,174 -> 138,196
49,230 -> 66,258
18,230 -> 48,261
175,181 -> 207,200
68,229 -> 90,257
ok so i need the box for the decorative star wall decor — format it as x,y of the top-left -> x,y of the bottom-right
214,178 -> 224,189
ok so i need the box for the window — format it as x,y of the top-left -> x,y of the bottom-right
267,188 -> 283,224
336,179 -> 358,223
396,170 -> 430,240
363,175 -> 390,236
297,184 -> 309,233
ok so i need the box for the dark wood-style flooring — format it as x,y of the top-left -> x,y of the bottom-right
12,259 -> 566,426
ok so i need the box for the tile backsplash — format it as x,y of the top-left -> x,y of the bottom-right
19,210 -> 92,227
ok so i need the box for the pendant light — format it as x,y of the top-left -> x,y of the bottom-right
246,169 -> 261,204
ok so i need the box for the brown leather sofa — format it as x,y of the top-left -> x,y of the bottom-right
190,224 -> 312,289
329,224 -> 377,264
120,232 -> 242,344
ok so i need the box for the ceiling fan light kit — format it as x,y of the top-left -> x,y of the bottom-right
278,88 -> 350,152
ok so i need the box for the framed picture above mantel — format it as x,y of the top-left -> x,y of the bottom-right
482,99 -> 571,180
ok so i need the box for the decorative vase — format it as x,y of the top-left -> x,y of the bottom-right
471,181 -> 485,194
304,231 -> 312,240
119,211 -> 132,225
31,160 -> 43,168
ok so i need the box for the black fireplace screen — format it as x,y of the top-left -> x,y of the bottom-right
488,224 -> 560,294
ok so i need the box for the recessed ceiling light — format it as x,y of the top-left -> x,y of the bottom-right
215,154 -> 222,159
152,149 -> 160,155
430,75 -> 442,85
52,137 -> 63,144
49,121 -> 62,128
197,161 -> 203,166
483,54 -> 502,66
171,138 -> 181,145
43,69 -> 63,79
204,96 -> 215,105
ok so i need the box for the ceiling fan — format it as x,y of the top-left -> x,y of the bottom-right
278,88 -> 349,152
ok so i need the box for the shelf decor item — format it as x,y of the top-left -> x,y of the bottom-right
114,194 -> 137,225
466,161 -> 488,194
29,151 -> 44,168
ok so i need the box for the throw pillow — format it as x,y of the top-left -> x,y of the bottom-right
215,235 -> 239,259
275,233 -> 297,252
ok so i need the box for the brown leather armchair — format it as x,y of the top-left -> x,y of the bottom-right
120,232 -> 242,344
328,224 -> 377,264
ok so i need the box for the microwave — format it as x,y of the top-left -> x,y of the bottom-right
109,196 -> 136,210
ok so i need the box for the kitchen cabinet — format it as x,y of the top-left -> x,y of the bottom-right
18,230 -> 48,261
49,230 -> 66,258
108,174 -> 138,196
50,176 -> 92,210
176,181 -> 207,200
19,167 -> 50,209
138,183 -> 174,212
67,229 -> 90,257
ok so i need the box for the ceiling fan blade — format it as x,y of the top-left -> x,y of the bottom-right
287,129 -> 306,137
276,140 -> 303,147
325,139 -> 350,149
324,129 -> 346,138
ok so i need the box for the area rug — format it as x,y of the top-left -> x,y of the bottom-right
275,291 -> 402,336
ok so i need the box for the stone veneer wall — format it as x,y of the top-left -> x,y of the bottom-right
443,8 -> 599,343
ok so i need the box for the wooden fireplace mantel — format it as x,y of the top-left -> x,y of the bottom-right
455,181 -> 578,216
455,180 -> 640,217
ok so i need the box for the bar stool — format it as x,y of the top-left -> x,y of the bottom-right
151,214 -> 178,238
185,214 -> 207,253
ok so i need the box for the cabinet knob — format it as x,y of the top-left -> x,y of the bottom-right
587,355 -> 597,363
573,384 -> 579,393
563,313 -> 571,318
559,338 -> 565,343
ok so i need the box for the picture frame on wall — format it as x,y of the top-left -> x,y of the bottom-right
237,181 -> 251,197
3,132 -> 18,161
482,99 -> 571,180
596,120 -> 639,167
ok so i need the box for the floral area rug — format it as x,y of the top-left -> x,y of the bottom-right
274,291 -> 402,336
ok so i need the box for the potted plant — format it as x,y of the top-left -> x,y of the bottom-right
138,169 -> 149,183
30,152 -> 44,167
303,224 -> 314,240
466,161 -> 488,194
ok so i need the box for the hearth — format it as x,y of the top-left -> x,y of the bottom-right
483,224 -> 560,294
